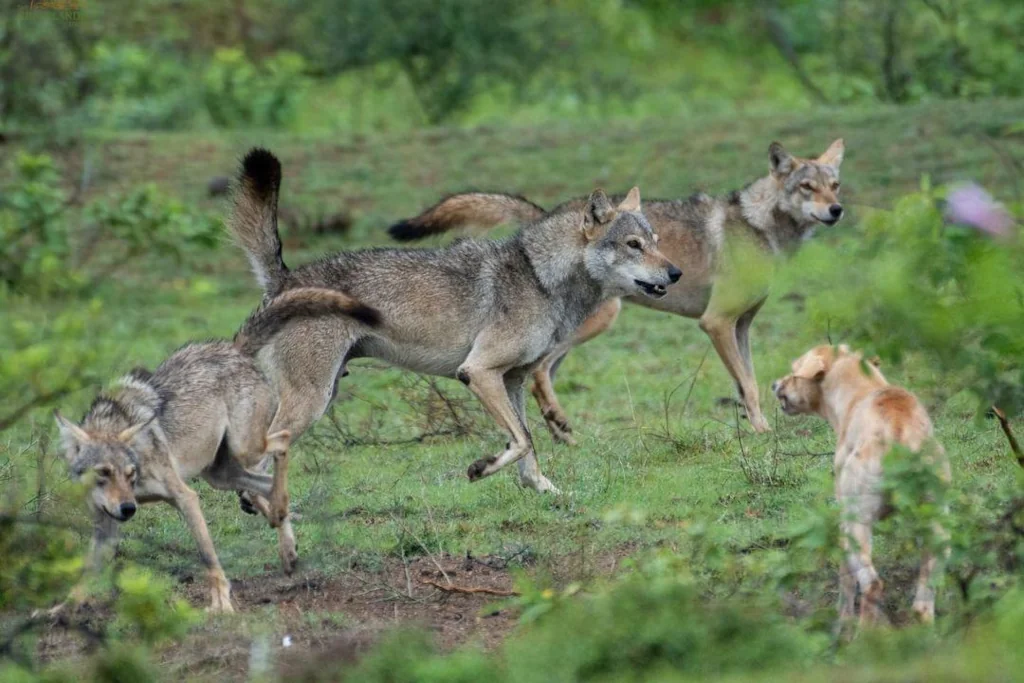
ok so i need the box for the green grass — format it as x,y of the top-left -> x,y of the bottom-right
3,98 -> 1023,678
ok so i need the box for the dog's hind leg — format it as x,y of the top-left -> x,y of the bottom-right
531,298 -> 621,446
700,312 -> 770,433
913,520 -> 949,623
843,520 -> 885,628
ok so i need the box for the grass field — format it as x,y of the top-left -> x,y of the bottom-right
3,98 -> 1023,679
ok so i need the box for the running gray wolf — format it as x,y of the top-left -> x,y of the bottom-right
228,148 -> 680,495
771,344 -> 951,626
388,139 -> 846,440
53,286 -> 380,613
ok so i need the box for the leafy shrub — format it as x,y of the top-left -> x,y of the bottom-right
85,43 -> 199,130
782,182 -> 1023,417
202,49 -> 310,128
0,153 -> 220,298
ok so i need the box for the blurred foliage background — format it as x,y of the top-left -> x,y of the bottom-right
1,1 -> 1022,681
3,0 -> 1023,134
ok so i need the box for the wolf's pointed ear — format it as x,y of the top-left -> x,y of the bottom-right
583,189 -> 616,240
54,410 -> 90,451
617,186 -> 641,213
769,142 -> 795,176
818,138 -> 845,168
117,416 -> 155,444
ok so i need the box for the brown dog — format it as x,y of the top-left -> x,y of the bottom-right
772,344 -> 950,626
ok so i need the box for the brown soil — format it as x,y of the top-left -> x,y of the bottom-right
30,552 -> 522,681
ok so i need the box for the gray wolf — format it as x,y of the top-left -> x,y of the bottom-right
53,286 -> 380,613
771,344 -> 951,626
228,148 -> 680,495
388,140 -> 846,440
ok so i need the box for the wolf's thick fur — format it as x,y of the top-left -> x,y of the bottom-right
54,287 -> 380,613
387,140 -> 846,439
772,345 -> 951,627
228,148 -> 680,494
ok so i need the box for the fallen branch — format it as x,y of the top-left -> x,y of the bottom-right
420,578 -> 518,597
992,406 -> 1022,468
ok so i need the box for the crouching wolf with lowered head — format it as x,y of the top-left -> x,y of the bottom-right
388,140 -> 846,441
772,344 -> 951,627
53,286 -> 381,613
229,148 -> 680,494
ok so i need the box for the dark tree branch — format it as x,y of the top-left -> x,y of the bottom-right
763,7 -> 829,104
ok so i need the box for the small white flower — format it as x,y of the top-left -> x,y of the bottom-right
282,635 -> 293,648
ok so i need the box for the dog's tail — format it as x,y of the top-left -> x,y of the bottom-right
388,192 -> 547,242
233,287 -> 381,356
230,148 -> 289,296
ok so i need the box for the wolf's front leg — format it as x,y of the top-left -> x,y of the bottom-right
457,360 -> 557,493
168,482 -> 233,613
42,511 -> 121,619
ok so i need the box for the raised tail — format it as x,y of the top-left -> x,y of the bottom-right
230,148 -> 289,296
233,287 -> 381,356
388,192 -> 547,242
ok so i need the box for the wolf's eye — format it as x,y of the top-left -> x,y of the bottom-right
831,181 -> 840,191
800,182 -> 815,192
626,239 -> 642,250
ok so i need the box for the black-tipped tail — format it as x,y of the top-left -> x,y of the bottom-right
388,192 -> 546,242
240,147 -> 282,201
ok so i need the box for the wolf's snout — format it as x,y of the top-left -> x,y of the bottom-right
667,266 -> 682,283
120,502 -> 137,520
829,204 -> 843,219
771,380 -> 780,393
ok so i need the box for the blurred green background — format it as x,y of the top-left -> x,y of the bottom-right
4,0 -> 1023,134
2,2 -> 1023,681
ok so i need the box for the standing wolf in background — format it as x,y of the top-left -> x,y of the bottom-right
229,148 -> 680,495
53,287 -> 380,613
389,140 -> 846,440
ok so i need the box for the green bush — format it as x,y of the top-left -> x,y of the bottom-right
202,48 -> 310,128
781,182 -> 1023,418
85,43 -> 199,130
0,153 -> 220,298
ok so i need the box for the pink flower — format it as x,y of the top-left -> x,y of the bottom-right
945,183 -> 1015,238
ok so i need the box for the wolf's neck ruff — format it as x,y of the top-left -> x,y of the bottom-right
517,212 -> 603,304
735,176 -> 815,254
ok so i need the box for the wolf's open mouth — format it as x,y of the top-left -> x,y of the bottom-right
635,280 -> 667,298
815,216 -> 839,226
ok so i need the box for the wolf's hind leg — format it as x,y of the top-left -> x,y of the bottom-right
531,298 -> 621,445
700,313 -> 770,433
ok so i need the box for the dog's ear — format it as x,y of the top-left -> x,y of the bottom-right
791,355 -> 827,382
817,138 -> 845,168
117,416 -> 155,444
769,142 -> 795,176
54,410 -> 90,452
616,186 -> 641,213
583,189 -> 616,240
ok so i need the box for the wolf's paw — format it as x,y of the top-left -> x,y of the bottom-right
467,457 -> 496,482
238,490 -> 258,516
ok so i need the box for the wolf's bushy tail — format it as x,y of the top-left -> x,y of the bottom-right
388,192 -> 546,242
233,287 -> 381,356
230,148 -> 289,295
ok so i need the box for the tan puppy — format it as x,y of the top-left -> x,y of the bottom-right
772,344 -> 950,626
